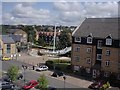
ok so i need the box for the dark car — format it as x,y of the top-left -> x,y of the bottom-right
51,71 -> 64,77
88,80 -> 110,89
3,76 -> 11,82
0,81 -> 15,90
17,74 -> 23,80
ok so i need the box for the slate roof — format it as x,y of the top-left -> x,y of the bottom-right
0,35 -> 15,44
9,34 -> 22,42
7,29 -> 22,34
72,18 -> 119,39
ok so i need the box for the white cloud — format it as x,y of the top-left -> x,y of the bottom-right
2,1 -> 119,25
3,2 -> 52,25
53,1 -> 118,25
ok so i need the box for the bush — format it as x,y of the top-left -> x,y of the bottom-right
45,60 -> 54,69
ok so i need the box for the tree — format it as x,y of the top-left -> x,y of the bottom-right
37,74 -> 48,89
7,65 -> 19,82
57,30 -> 71,49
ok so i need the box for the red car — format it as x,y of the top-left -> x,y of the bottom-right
88,80 -> 110,89
22,80 -> 38,90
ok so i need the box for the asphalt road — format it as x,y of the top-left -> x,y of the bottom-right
1,60 -> 81,88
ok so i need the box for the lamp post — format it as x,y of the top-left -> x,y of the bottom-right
63,75 -> 66,90
22,65 -> 27,85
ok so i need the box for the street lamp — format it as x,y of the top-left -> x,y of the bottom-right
63,75 -> 66,90
22,65 -> 27,85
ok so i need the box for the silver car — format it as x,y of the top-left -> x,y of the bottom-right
35,65 -> 48,71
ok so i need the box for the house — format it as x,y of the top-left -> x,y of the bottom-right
9,34 -> 22,47
7,29 -> 27,45
72,18 -> 120,79
39,31 -> 61,44
0,35 -> 16,58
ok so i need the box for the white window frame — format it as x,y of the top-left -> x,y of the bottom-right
75,37 -> 81,42
106,50 -> 111,56
105,60 -> 110,66
97,54 -> 102,61
106,38 -> 112,45
86,58 -> 91,64
87,48 -> 92,53
87,37 -> 92,44
97,40 -> 102,49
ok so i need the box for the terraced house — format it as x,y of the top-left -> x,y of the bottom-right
72,18 -> 120,80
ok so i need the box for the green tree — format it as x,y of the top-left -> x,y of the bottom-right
37,74 -> 48,90
7,65 -> 19,82
57,30 -> 71,49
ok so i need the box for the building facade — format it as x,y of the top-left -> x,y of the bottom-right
0,35 -> 16,58
72,18 -> 120,79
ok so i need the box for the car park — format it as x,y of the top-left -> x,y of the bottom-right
0,81 -> 15,90
22,80 -> 38,90
35,65 -> 48,71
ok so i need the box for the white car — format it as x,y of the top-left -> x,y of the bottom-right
35,65 -> 48,71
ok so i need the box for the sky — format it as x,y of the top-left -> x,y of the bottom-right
1,0 -> 120,26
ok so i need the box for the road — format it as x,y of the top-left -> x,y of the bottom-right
1,60 -> 81,88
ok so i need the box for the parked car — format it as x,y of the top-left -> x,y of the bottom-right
51,71 -> 64,77
88,80 -> 110,89
36,65 -> 48,71
3,76 -> 11,82
22,80 -> 38,90
0,81 -> 15,90
17,73 -> 23,80
2,57 -> 11,61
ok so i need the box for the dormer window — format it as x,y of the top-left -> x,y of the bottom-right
87,33 -> 93,44
75,37 -> 81,42
106,35 -> 112,45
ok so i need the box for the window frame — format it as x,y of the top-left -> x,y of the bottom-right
105,60 -> 110,67
87,47 -> 92,53
97,40 -> 102,49
86,58 -> 91,64
74,56 -> 80,62
106,50 -> 111,56
87,37 -> 92,44
75,46 -> 80,52
97,54 -> 102,61
6,44 -> 11,54
75,37 -> 81,43
106,38 -> 112,45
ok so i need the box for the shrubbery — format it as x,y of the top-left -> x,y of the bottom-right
45,60 -> 72,73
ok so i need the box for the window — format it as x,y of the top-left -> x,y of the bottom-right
106,38 -> 112,45
105,60 -> 110,66
97,54 -> 102,60
86,58 -> 91,64
75,46 -> 80,52
75,37 -> 81,42
74,66 -> 79,71
97,40 -> 102,49
74,56 -> 80,62
117,74 -> 120,80
106,50 -> 111,56
87,48 -> 92,53
87,37 -> 92,44
86,68 -> 90,73
7,44 -> 11,53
